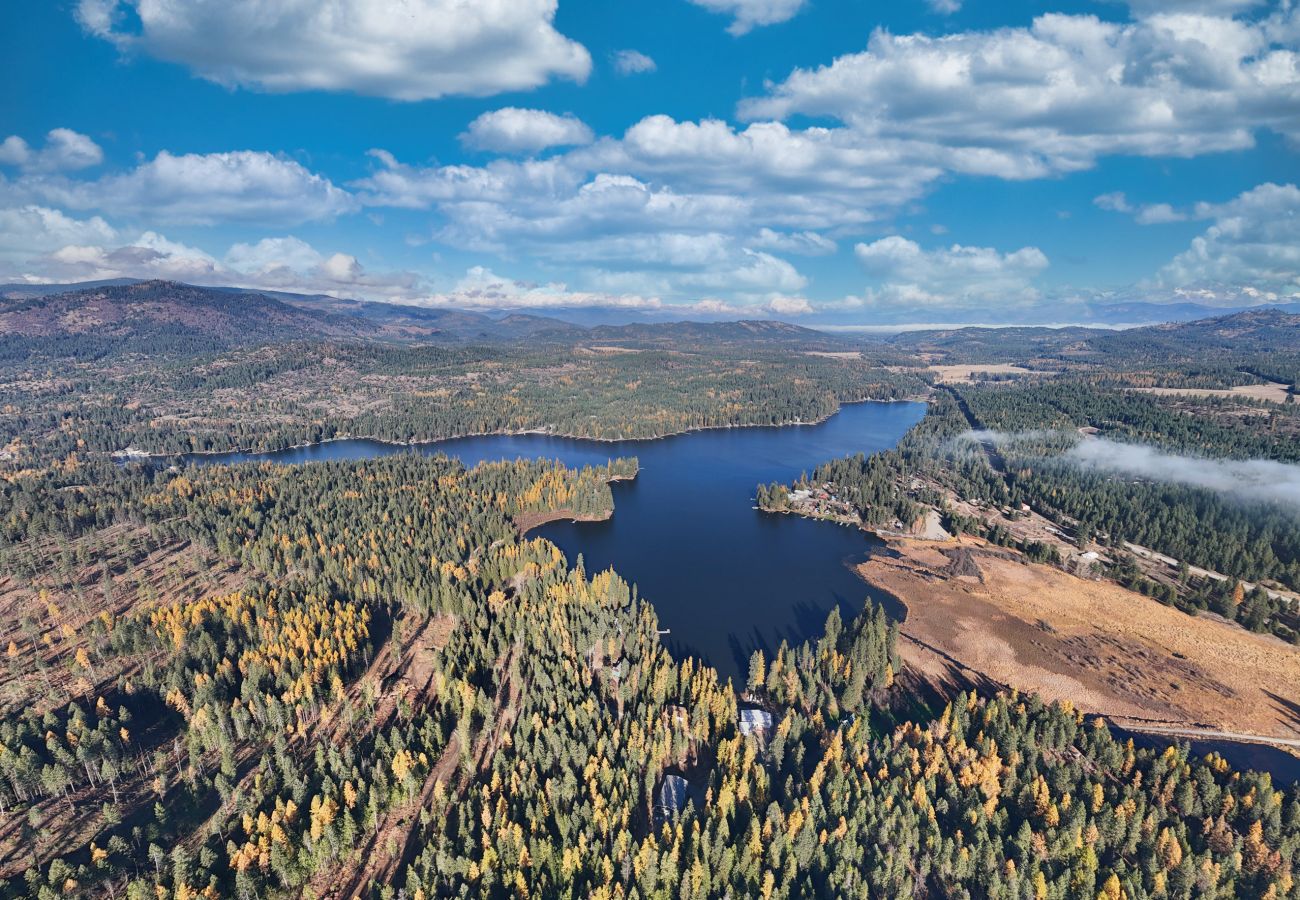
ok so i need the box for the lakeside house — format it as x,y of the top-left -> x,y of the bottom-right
739,707 -> 773,738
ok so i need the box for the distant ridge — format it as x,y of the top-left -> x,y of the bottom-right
1094,306 -> 1300,355
0,280 -> 377,350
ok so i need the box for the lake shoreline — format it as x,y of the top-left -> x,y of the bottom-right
157,399 -> 928,684
514,474 -> 637,535
856,533 -> 1300,787
127,396 -> 926,463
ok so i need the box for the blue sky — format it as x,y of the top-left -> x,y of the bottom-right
1,0 -> 1297,325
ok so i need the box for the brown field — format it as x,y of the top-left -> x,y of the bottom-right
927,363 -> 1035,383
804,350 -> 862,359
865,537 -> 1300,741
1133,382 -> 1292,403
584,345 -> 644,354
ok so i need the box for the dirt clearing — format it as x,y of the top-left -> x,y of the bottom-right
866,537 -> 1300,741
1133,382 -> 1292,403
928,363 -> 1036,383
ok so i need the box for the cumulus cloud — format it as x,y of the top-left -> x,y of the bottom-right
76,0 -> 591,100
687,0 -> 808,35
767,294 -> 814,315
612,50 -> 657,75
3,149 -> 355,225
740,10 -> 1300,176
37,232 -> 222,284
0,206 -> 117,264
0,216 -> 422,301
350,114 -> 957,305
461,108 -> 594,154
429,266 -> 661,310
1069,437 -> 1300,508
853,236 -> 1049,308
1157,182 -> 1300,297
222,236 -> 421,297
1094,192 -> 1189,224
0,129 -> 103,172
358,117 -> 947,244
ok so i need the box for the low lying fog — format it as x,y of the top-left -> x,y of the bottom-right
959,430 -> 1300,508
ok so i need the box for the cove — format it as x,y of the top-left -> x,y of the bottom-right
193,400 -> 926,682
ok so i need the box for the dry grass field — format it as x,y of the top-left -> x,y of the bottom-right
927,363 -> 1035,383
864,537 -> 1300,741
1132,382 -> 1292,403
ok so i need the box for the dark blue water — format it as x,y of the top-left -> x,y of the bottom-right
195,401 -> 926,681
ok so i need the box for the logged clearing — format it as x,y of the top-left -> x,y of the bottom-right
865,537 -> 1300,741
928,363 -> 1035,383
804,350 -> 862,359
1133,382 -> 1292,403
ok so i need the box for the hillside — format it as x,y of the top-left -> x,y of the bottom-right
881,324 -> 1104,363
0,280 -> 590,348
586,318 -> 850,349
264,289 -> 584,341
0,280 -> 378,352
1100,307 -> 1300,355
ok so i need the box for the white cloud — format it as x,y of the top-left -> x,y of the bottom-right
741,11 -> 1300,176
0,206 -> 117,263
431,266 -> 661,310
1134,203 -> 1190,225
39,232 -> 222,283
0,129 -> 103,172
767,294 -> 814,315
352,115 -> 946,304
76,0 -> 591,101
703,249 -> 807,293
1,215 -> 421,301
223,236 -> 421,297
1157,182 -> 1300,296
461,108 -> 594,154
751,228 -> 838,255
4,150 -> 355,225
1093,191 -> 1189,223
612,50 -> 657,75
853,235 -> 1049,308
687,0 -> 808,35
927,0 -> 962,14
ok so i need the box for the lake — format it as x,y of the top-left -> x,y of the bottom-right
194,400 -> 927,682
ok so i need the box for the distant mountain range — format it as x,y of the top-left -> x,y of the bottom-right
0,280 -> 847,350
3,279 -> 1298,352
0,281 -> 379,350
1091,306 -> 1300,356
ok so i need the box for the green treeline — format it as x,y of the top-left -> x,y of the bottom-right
758,384 -> 1300,633
0,451 -> 1297,898
0,340 -> 923,469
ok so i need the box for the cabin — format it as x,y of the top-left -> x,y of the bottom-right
654,774 -> 692,826
738,707 -> 773,738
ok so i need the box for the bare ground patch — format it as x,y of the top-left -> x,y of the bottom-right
927,363 -> 1036,384
1133,382 -> 1292,403
867,537 -> 1300,740
514,508 -> 612,534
